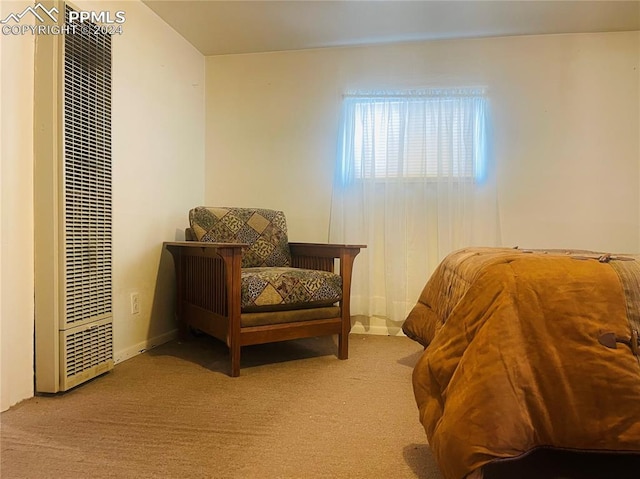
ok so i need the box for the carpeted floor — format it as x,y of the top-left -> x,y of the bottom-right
1,334 -> 443,479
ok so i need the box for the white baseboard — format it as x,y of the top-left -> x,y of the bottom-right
113,329 -> 178,364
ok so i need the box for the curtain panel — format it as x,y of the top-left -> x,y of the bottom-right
329,89 -> 499,322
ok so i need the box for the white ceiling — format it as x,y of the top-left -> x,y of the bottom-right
142,0 -> 640,56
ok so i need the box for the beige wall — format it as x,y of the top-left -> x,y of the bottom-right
1,1 -> 36,412
1,0 -> 205,411
101,0 -> 205,363
205,32 -> 640,252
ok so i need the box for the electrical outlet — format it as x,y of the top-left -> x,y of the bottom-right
130,292 -> 140,315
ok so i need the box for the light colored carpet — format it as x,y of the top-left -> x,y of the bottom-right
1,334 -> 443,479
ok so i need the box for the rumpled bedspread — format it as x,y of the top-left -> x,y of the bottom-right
404,248 -> 640,479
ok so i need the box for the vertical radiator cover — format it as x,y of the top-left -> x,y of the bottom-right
35,2 -> 114,393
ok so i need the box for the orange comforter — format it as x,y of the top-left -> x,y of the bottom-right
403,248 -> 640,479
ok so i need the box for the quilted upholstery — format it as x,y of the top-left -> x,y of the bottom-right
241,267 -> 342,312
189,207 -> 291,268
189,207 -> 343,313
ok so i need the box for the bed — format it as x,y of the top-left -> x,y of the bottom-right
402,247 -> 640,479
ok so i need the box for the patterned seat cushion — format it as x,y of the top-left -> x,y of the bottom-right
241,267 -> 342,312
189,207 -> 291,268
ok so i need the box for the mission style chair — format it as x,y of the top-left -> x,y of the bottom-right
165,207 -> 364,377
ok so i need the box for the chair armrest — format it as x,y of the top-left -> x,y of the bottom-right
164,241 -> 246,273
289,242 -> 365,273
289,242 -> 365,259
165,241 -> 246,257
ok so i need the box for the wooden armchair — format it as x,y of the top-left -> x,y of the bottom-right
165,207 -> 364,377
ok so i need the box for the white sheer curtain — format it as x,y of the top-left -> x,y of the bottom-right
329,89 -> 499,322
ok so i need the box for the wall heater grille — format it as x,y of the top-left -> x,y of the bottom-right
63,4 -> 113,326
60,317 -> 114,390
34,3 -> 114,393
59,4 -> 114,385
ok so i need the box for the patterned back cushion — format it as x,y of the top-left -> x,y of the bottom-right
189,207 -> 292,268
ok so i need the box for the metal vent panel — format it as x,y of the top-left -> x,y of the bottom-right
60,316 -> 114,390
63,5 -> 113,326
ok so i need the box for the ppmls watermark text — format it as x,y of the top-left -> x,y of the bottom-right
3,23 -> 123,36
1,3 -> 126,36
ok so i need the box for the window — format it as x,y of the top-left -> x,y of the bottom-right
336,89 -> 488,184
329,88 -> 496,323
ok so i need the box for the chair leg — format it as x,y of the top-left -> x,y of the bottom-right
338,305 -> 351,359
338,331 -> 349,360
230,341 -> 241,377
